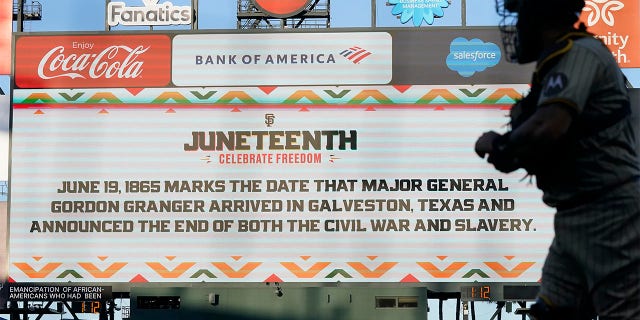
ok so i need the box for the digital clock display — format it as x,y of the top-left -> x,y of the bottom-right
71,301 -> 102,313
460,285 -> 491,301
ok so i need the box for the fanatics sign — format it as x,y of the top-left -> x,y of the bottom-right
107,0 -> 192,26
14,35 -> 172,88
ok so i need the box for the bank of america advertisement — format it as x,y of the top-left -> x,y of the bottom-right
9,33 -> 553,283
171,33 -> 392,86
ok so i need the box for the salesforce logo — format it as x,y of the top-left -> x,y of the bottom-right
446,38 -> 501,77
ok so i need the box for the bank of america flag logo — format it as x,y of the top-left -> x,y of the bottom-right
340,46 -> 372,64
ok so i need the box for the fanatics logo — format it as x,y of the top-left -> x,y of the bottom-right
107,0 -> 193,26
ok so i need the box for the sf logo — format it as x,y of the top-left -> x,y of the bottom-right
265,113 -> 276,127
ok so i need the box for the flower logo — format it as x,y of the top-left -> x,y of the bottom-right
584,0 -> 624,27
388,0 -> 450,27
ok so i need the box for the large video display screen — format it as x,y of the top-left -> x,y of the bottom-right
9,31 -> 553,284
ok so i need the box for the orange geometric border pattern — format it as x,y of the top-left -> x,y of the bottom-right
11,255 -> 538,283
13,85 -> 529,107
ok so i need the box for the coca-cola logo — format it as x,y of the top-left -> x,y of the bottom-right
37,45 -> 147,80
15,35 -> 171,88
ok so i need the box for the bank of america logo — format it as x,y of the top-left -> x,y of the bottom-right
340,46 -> 372,64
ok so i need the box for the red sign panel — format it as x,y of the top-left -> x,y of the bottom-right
581,0 -> 640,68
15,35 -> 172,88
0,0 -> 12,74
252,0 -> 311,17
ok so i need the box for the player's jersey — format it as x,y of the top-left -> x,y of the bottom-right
535,36 -> 640,207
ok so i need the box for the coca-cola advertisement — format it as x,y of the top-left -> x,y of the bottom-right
15,35 -> 171,88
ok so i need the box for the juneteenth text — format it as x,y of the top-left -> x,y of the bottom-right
184,130 -> 357,151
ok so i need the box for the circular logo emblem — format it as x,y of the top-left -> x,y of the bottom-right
252,0 -> 311,18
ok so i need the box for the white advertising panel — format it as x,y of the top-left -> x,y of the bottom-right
171,33 -> 393,86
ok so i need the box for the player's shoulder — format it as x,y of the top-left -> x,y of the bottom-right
573,36 -> 607,50
569,36 -> 615,63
